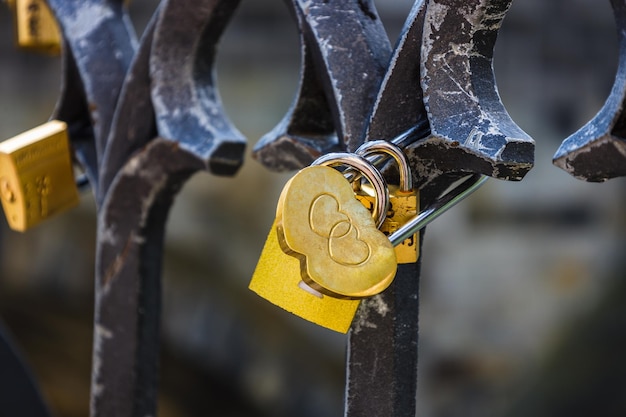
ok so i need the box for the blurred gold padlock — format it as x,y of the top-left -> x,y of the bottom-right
354,140 -> 419,263
0,120 -> 79,232
6,0 -> 61,54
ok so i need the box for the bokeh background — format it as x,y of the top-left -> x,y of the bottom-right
2,0 -> 626,416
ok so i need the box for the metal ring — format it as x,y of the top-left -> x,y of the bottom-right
312,152 -> 389,228
356,140 -> 413,192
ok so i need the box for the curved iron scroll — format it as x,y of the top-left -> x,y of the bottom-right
253,0 -> 392,170
48,0 -> 137,196
92,0 -> 245,416
413,0 -> 534,187
553,0 -> 626,181
17,0 -> 535,416
250,1 -> 535,416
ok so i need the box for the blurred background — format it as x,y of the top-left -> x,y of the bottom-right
2,0 -> 626,416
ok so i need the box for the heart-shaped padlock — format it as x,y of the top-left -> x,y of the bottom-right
277,153 -> 397,299
249,153 -> 394,333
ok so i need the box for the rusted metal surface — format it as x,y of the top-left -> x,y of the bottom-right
553,0 -> 626,181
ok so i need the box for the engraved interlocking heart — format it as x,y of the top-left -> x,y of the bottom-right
309,194 -> 371,266
276,165 -> 397,298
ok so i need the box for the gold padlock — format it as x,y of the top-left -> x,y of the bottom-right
249,158 -> 393,333
250,219 -> 361,333
0,120 -> 79,232
277,160 -> 396,299
354,140 -> 419,263
6,0 -> 61,54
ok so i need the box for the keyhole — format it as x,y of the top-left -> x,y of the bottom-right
0,178 -> 16,203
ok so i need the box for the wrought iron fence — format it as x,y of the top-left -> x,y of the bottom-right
1,1 -> 626,417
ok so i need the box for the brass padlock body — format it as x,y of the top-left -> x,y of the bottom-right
277,165 -> 397,299
355,183 -> 419,263
9,0 -> 61,53
249,220 -> 360,333
0,121 -> 79,232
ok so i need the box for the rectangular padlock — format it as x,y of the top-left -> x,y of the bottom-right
355,183 -> 419,263
8,0 -> 61,54
0,120 -> 79,232
249,219 -> 360,333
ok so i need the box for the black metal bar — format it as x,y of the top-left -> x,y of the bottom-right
91,1 -> 245,416
253,0 -> 392,171
345,1 -> 534,416
54,47 -> 99,187
417,0 -> 534,183
0,322 -> 52,417
553,0 -> 626,181
2,1 -> 535,416
94,139 -> 204,417
345,261 -> 421,417
97,6 -> 160,204
48,0 -> 137,196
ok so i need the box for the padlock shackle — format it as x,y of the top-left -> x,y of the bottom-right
356,140 -> 413,192
388,174 -> 488,246
312,152 -> 390,229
